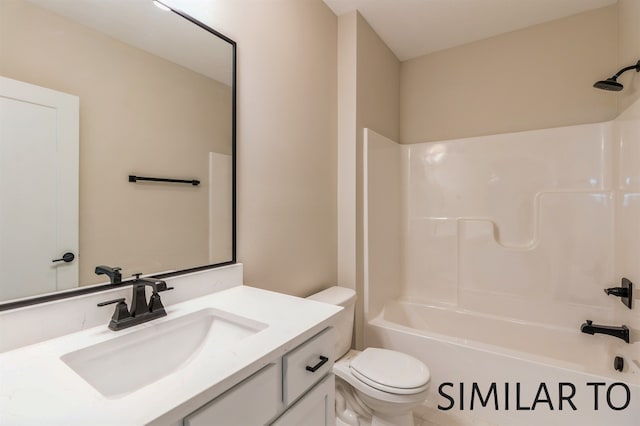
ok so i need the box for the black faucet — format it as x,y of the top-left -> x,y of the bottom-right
129,273 -> 172,317
580,320 -> 630,343
97,273 -> 173,331
95,265 -> 122,284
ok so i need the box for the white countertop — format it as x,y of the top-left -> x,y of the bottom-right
0,285 -> 341,425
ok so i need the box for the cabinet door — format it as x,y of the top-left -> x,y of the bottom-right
271,374 -> 335,426
184,363 -> 279,426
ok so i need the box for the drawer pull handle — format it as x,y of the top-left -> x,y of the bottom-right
305,355 -> 329,372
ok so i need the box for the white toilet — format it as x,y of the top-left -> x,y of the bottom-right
307,287 -> 430,426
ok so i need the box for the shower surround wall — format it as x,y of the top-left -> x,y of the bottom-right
407,121 -> 617,327
363,100 -> 640,424
364,97 -> 640,334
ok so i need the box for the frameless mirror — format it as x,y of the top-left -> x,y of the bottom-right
0,0 -> 235,308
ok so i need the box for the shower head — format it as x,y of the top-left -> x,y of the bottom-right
593,60 -> 640,91
593,78 -> 624,91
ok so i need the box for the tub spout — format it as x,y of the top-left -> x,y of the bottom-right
581,320 -> 629,343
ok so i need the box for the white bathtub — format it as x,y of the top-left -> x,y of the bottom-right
365,300 -> 640,426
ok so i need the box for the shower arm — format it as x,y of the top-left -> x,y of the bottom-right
610,60 -> 640,79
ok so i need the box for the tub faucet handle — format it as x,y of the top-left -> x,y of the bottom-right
603,278 -> 632,310
604,287 -> 627,297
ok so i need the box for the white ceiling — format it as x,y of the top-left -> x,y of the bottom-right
25,0 -> 233,86
322,0 -> 618,61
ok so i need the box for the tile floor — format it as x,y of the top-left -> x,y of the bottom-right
414,404 -> 498,426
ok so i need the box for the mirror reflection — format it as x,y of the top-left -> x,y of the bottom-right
0,0 -> 235,303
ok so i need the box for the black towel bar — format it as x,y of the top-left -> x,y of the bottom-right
128,175 -> 200,186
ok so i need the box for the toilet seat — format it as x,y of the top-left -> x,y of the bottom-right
349,348 -> 430,395
334,353 -> 429,406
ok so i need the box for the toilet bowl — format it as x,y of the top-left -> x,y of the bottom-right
307,287 -> 430,426
334,349 -> 430,426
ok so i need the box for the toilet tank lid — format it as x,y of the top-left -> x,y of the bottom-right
306,286 -> 356,307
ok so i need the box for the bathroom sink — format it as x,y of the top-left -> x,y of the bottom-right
61,308 -> 267,398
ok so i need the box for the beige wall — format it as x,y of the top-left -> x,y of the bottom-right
355,13 -> 400,347
178,0 -> 339,297
356,13 -> 401,143
400,5 -> 619,143
618,0 -> 640,111
337,12 -> 358,302
337,11 -> 400,347
0,0 -> 232,285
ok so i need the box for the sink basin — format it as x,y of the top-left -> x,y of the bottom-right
61,308 -> 267,398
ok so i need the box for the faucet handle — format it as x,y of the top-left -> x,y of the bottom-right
157,283 -> 174,292
604,287 -> 628,297
603,278 -> 633,309
97,298 -> 131,322
97,298 -> 125,307
148,283 -> 173,313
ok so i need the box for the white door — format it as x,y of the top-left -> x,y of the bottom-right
0,76 -> 79,301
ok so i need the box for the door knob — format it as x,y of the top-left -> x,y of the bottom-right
52,252 -> 75,263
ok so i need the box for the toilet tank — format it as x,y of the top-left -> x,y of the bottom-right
306,286 -> 356,358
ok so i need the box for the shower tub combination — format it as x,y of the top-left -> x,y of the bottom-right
362,98 -> 640,425
366,300 -> 640,426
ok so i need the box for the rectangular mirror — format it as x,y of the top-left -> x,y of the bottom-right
0,0 -> 235,307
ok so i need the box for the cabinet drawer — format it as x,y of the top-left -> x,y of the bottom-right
184,363 -> 279,426
282,327 -> 334,405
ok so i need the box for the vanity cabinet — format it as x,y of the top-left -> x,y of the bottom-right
182,364 -> 280,426
273,327 -> 335,425
281,326 -> 334,405
271,375 -> 334,426
183,327 -> 335,426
